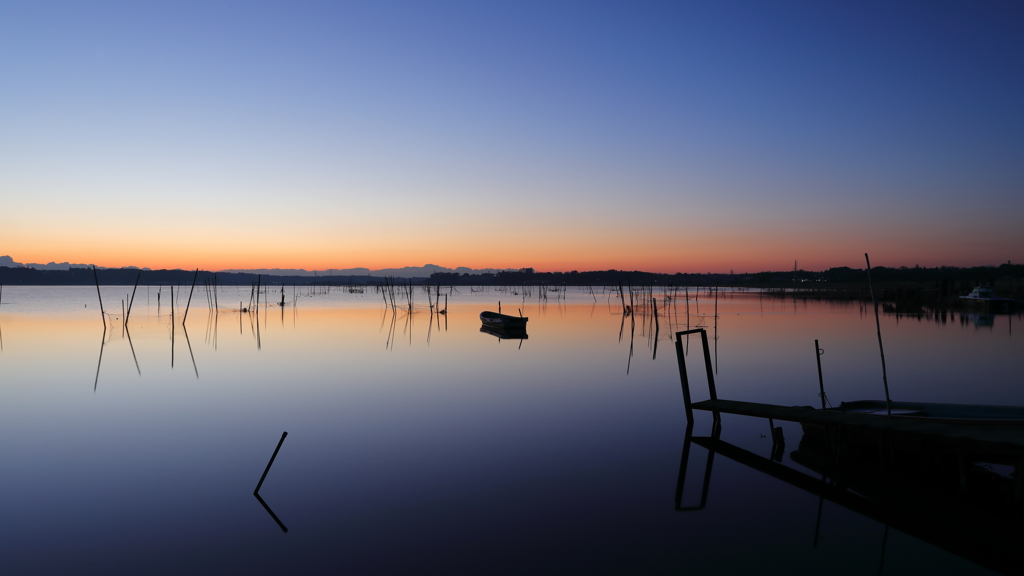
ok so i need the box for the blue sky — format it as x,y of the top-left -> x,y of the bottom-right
2,1 -> 1022,272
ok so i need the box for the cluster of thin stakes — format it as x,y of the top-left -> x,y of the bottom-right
86,257 -> 892,538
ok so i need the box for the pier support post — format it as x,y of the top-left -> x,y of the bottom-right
674,333 -> 694,422
700,330 -> 717,401
675,328 -> 719,422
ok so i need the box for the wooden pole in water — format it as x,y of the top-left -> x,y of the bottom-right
674,332 -> 694,422
865,253 -> 892,417
814,339 -> 826,409
685,287 -> 689,329
183,268 -> 198,324
93,266 -> 106,328
125,272 -> 140,325
254,431 -> 288,494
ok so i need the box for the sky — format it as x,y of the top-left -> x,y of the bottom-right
1,1 -> 1022,273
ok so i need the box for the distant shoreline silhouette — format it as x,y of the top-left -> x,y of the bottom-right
1,263 -> 1021,294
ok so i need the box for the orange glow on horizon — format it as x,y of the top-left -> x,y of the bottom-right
5,213 -> 1020,274
4,248 -> 1015,276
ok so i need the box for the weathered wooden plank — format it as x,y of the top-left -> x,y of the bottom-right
692,399 -> 1024,449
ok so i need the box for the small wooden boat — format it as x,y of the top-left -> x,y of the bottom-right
480,311 -> 528,329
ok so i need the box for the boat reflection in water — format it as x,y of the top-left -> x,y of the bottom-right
966,313 -> 996,328
479,324 -> 529,342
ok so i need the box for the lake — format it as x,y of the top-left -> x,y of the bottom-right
0,285 -> 1020,575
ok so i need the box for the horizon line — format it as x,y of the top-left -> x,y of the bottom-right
2,259 -> 1019,277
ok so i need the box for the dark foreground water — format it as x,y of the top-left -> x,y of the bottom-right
0,286 -> 1020,575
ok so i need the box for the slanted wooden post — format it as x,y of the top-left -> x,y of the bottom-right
700,330 -> 717,401
93,266 -> 106,328
865,253 -> 892,417
815,339 -> 826,409
183,268 -> 199,324
125,272 -> 141,325
674,332 -> 694,422
699,329 -> 720,422
254,431 -> 288,494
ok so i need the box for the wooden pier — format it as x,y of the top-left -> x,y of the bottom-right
692,398 -> 1024,451
674,328 -> 1024,576
674,328 -> 1024,452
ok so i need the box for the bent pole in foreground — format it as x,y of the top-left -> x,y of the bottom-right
254,431 -> 288,495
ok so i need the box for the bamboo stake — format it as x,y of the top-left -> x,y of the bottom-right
865,253 -> 892,417
93,266 -> 106,327
125,272 -> 141,325
183,268 -> 198,324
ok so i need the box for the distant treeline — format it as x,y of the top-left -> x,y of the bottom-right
2,263 -> 1020,290
427,264 -> 1024,288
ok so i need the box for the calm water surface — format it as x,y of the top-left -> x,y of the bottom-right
0,286 -> 1020,574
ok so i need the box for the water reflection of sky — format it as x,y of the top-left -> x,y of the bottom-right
0,287 -> 1018,574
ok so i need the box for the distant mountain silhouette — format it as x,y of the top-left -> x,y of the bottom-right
1,256 -> 505,278
0,255 -> 111,270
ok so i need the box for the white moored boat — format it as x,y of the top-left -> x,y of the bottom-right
959,286 -> 1015,309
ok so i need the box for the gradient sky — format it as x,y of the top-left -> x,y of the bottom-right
2,1 -> 1022,273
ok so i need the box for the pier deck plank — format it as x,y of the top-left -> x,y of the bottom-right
693,399 -> 1024,449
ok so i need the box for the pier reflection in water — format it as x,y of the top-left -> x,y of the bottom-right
0,286 -> 1020,574
678,417 -> 1024,575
